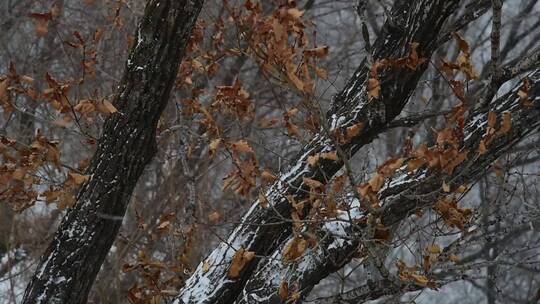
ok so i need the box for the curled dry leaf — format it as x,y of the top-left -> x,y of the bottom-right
279,281 -> 289,301
202,260 -> 211,273
208,138 -> 221,158
367,78 -> 380,100
302,177 -> 324,190
442,181 -> 450,192
518,78 -> 532,107
28,12 -> 53,37
0,76 -> 13,116
426,244 -> 441,254
208,211 -> 221,223
97,99 -> 118,114
307,151 -> 339,166
228,248 -> 255,278
230,140 -> 254,154
258,190 -> 269,208
282,236 -> 308,262
68,172 -> 89,185
332,174 -> 347,193
261,169 -> 278,183
496,112 -> 511,136
303,46 -> 329,58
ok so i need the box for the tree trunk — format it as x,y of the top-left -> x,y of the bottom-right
22,1 -> 203,303
175,1 -> 461,303
236,67 -> 540,303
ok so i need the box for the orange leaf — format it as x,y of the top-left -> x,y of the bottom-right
426,244 -> 441,254
28,12 -> 53,37
344,123 -> 364,142
261,169 -> 278,183
287,70 -> 304,91
228,248 -> 255,278
304,46 -> 329,58
307,154 -> 320,166
302,177 -> 324,190
320,151 -> 339,161
442,181 -> 450,192
367,78 -> 380,99
230,140 -> 254,154
279,281 -> 289,301
68,172 -> 89,185
209,138 -> 221,158
287,8 -> 304,19
258,190 -> 269,208
208,211 -> 221,223
497,111 -> 511,136
282,237 -> 308,262
97,99 -> 117,114
332,174 -> 347,193
487,111 -> 497,128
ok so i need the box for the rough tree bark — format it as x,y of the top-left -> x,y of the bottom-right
176,1 -> 462,303
236,67 -> 540,303
22,1 -> 204,303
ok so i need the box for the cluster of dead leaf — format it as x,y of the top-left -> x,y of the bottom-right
230,0 -> 329,94
0,132 -> 90,211
368,42 -> 426,100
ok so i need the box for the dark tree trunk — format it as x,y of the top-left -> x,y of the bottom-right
22,1 -> 204,303
236,67 -> 540,303
176,1 -> 462,303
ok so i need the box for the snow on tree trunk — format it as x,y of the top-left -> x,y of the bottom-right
237,68 -> 540,303
175,1 -> 462,303
22,1 -> 204,303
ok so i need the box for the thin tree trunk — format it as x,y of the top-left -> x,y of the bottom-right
22,1 -> 203,303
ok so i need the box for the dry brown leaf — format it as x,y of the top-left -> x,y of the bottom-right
208,211 -> 221,223
279,281 -> 289,301
407,158 -> 425,172
303,46 -> 329,58
68,172 -> 89,185
97,99 -> 118,114
368,173 -> 384,192
343,122 -> 364,143
209,138 -> 221,158
228,248 -> 255,278
202,260 -> 210,273
478,140 -> 487,155
261,169 -> 277,183
302,177 -> 324,189
426,244 -> 441,254
487,111 -> 497,128
0,77 -> 13,116
287,70 -> 304,91
497,111 -> 511,136
332,174 -> 347,193
307,154 -> 320,166
442,181 -> 450,192
285,121 -> 301,138
411,273 -> 429,286
367,78 -> 380,99
320,151 -> 339,161
230,140 -> 254,154
282,237 -> 308,262
287,8 -> 304,19
258,190 -> 269,208
28,12 -> 53,37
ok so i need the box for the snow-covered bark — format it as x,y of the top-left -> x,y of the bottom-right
175,1 -> 462,303
237,68 -> 540,303
21,1 -> 204,303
